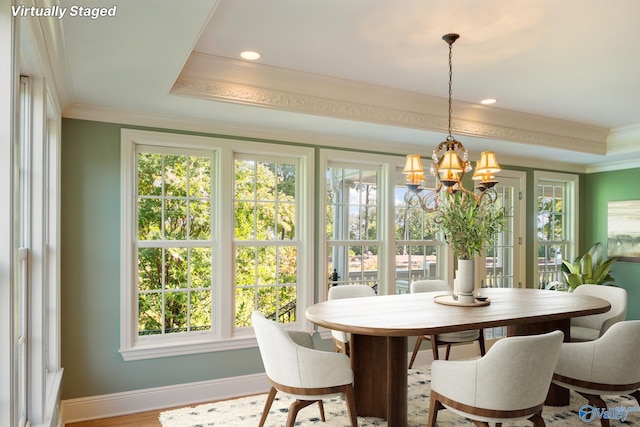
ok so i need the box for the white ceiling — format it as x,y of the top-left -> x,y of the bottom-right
52,0 -> 640,171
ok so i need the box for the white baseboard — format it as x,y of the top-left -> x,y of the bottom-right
60,372 -> 270,425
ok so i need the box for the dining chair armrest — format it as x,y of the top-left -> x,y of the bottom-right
431,359 -> 478,405
287,330 -> 314,349
296,346 -> 353,388
600,311 -> 626,336
554,341 -> 595,381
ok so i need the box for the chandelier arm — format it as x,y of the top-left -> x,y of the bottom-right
476,188 -> 499,206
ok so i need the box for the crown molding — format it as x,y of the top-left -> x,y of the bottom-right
172,75 -> 606,157
175,53 -> 610,152
63,103 -> 591,174
586,157 -> 640,173
607,124 -> 640,151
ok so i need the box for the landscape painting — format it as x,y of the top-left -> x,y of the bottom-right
608,200 -> 640,262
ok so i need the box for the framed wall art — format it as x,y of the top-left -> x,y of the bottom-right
608,200 -> 640,262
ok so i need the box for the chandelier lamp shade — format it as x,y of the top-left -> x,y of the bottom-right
403,33 -> 501,210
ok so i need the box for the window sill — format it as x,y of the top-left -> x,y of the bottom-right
119,336 -> 259,361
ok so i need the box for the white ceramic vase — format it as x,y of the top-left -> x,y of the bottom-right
455,259 -> 475,303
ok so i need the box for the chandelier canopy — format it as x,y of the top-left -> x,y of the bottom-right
403,33 -> 501,211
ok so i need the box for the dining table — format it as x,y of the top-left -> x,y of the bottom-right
305,287 -> 611,427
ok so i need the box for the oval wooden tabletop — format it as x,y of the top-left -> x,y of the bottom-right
305,287 -> 611,337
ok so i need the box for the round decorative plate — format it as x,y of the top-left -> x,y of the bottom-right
434,294 -> 491,307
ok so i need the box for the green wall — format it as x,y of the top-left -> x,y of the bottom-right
584,168 -> 640,320
61,117 -> 637,400
60,120 -> 265,399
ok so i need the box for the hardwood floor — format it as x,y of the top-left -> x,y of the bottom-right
66,408 -> 164,427
64,396 -> 250,426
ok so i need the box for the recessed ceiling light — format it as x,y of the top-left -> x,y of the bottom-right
240,51 -> 261,60
480,98 -> 498,105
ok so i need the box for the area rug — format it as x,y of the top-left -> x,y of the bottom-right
159,369 -> 640,426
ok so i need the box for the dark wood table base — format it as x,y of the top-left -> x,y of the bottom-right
350,334 -> 407,426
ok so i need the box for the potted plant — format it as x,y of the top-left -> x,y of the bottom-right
558,242 -> 619,291
436,191 -> 506,301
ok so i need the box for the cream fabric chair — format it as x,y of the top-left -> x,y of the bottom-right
251,311 -> 358,427
409,280 -> 485,367
553,320 -> 640,427
327,284 -> 376,355
570,284 -> 627,342
429,330 -> 564,427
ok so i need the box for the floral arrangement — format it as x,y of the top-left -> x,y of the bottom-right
436,191 -> 506,260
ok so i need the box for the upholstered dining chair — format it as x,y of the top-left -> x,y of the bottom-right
552,320 -> 640,427
408,280 -> 485,367
429,330 -> 564,427
327,284 -> 376,355
570,284 -> 627,342
251,311 -> 358,427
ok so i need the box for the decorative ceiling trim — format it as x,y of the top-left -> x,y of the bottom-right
63,103 -> 590,174
607,124 -> 640,153
172,77 -> 606,156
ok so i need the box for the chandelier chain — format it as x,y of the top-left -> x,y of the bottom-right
447,40 -> 453,140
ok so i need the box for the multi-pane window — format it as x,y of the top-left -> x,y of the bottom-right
136,148 -> 214,336
321,151 -> 447,297
13,75 -> 63,426
326,165 -> 380,291
121,130 -> 313,359
234,157 -> 299,326
535,172 -> 578,288
485,185 -> 515,288
394,175 -> 443,294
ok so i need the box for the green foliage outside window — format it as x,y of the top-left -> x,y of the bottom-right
234,160 -> 298,327
137,152 -> 213,335
136,153 -> 300,335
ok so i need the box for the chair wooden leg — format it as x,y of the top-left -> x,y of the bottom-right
285,399 -> 318,427
317,400 -> 326,422
577,392 -> 610,427
258,387 -> 278,427
529,410 -> 546,427
409,336 -> 424,368
342,384 -> 358,427
333,338 -> 350,356
478,329 -> 486,356
444,344 -> 452,360
431,336 -> 440,360
428,391 -> 444,427
631,389 -> 640,406
472,421 -> 490,427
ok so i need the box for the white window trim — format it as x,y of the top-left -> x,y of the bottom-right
479,170 -> 527,288
318,149 -> 447,299
120,129 -> 314,361
15,71 -> 63,427
533,170 -> 580,275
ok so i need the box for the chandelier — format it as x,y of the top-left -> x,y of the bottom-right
403,33 -> 501,211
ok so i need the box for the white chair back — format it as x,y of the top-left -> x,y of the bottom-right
474,330 -> 564,410
557,320 -> 640,386
327,285 -> 376,344
410,279 -> 451,293
571,284 -> 627,335
252,311 -> 306,388
328,284 -> 376,300
430,330 -> 564,425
